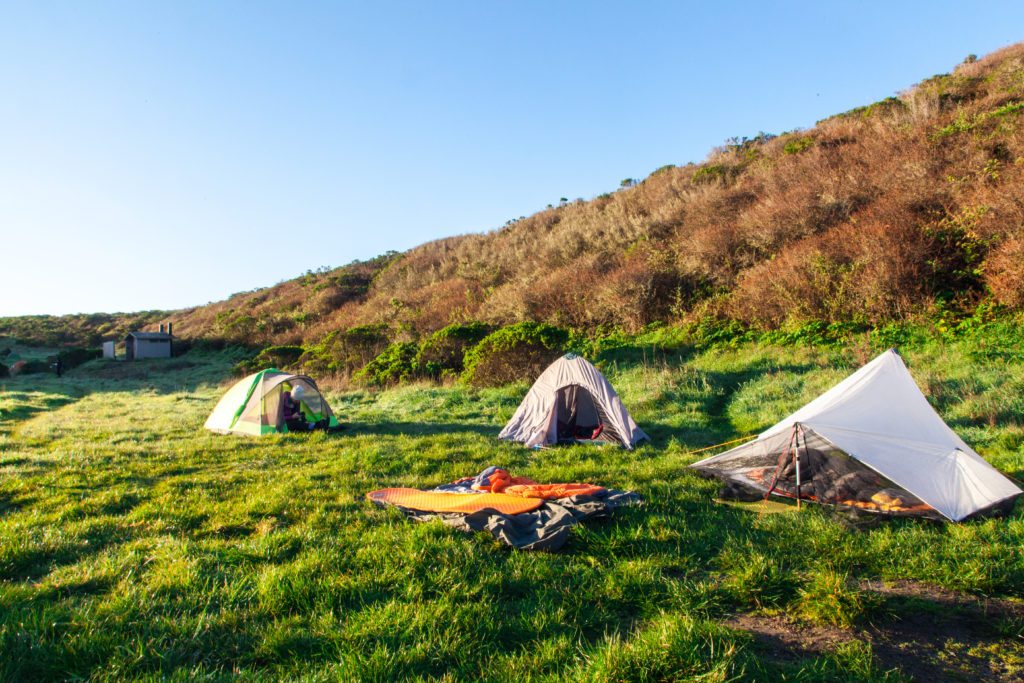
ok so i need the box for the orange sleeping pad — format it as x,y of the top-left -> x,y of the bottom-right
366,488 -> 545,515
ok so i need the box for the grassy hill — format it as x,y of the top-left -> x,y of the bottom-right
5,46 -> 1024,388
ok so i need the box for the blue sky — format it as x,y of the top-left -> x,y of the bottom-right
2,1 -> 1024,315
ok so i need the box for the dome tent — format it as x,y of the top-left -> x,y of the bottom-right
204,369 -> 339,436
499,354 -> 647,449
690,350 -> 1021,521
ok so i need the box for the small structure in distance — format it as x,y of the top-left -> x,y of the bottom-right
103,323 -> 174,361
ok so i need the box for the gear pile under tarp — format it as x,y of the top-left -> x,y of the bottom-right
366,468 -> 641,551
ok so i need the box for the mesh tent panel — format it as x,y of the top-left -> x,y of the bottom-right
696,427 -> 939,517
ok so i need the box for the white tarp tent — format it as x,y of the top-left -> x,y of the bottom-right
691,349 -> 1021,521
499,354 -> 647,449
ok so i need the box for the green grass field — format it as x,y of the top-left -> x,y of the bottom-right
1,341 -> 1022,681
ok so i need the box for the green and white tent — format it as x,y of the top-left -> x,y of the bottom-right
204,369 -> 339,435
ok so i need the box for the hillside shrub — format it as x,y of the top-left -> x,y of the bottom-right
593,254 -> 686,331
783,136 -> 815,155
985,235 -> 1024,308
728,211 -> 950,326
299,324 -> 391,376
355,342 -> 418,387
57,347 -> 101,370
932,100 -> 1024,139
235,345 -> 306,375
18,360 -> 53,375
829,96 -> 907,122
216,312 -> 260,345
692,163 -> 730,185
462,322 -> 568,387
415,322 -> 492,378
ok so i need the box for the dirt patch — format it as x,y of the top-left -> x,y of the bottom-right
863,580 -> 1024,682
861,578 -> 1024,620
723,612 -> 855,661
725,581 -> 1024,682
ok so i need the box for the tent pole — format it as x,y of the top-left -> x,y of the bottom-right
794,424 -> 802,509
764,424 -> 798,501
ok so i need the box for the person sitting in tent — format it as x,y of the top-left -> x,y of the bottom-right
283,385 -> 319,432
205,369 -> 342,436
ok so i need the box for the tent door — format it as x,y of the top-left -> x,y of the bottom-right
553,385 -> 620,444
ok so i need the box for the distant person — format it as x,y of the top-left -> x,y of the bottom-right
54,358 -> 63,378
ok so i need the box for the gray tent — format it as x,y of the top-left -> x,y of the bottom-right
499,354 -> 647,449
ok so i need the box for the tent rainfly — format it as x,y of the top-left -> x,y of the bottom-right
690,349 -> 1022,521
204,369 -> 339,436
499,353 -> 648,449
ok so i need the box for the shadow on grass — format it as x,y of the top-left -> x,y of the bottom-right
701,363 -> 818,424
636,362 -> 819,449
0,490 -> 31,516
0,388 -> 84,434
0,523 -> 137,582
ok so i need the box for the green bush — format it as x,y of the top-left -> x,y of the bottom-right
355,342 -> 419,387
932,100 -> 1024,139
57,347 -> 101,370
462,322 -> 568,387
299,324 -> 391,376
829,95 -> 907,123
235,345 -> 306,375
415,322 -> 492,378
18,360 -> 52,375
783,135 -> 815,155
692,163 -> 729,185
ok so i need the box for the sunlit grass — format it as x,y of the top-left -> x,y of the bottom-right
0,341 -> 1021,679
